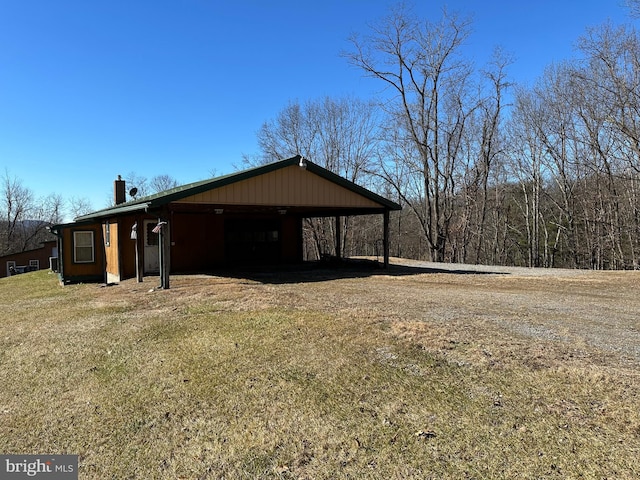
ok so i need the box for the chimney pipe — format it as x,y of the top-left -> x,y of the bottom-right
114,175 -> 126,205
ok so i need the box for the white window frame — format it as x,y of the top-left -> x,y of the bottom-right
29,260 -> 39,270
73,231 -> 95,263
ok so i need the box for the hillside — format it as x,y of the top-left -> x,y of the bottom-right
1,261 -> 639,478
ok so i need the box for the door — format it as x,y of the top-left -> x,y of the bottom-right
144,219 -> 160,273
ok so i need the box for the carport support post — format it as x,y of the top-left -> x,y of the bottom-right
135,218 -> 144,282
383,209 -> 390,269
158,218 -> 171,289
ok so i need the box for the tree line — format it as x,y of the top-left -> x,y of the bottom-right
246,4 -> 640,270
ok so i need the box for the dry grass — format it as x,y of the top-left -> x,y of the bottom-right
1,261 -> 640,479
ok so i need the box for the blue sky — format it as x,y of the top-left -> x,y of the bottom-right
0,0 -> 633,217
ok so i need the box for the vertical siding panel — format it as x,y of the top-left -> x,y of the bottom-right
243,181 -> 250,204
275,170 -> 282,204
299,170 -> 307,205
261,174 -> 267,204
262,173 -> 268,204
271,171 -> 278,204
288,167 -> 294,204
252,177 -> 258,204
293,168 -> 301,205
305,171 -> 311,204
269,171 -> 276,204
250,177 -> 257,204
313,172 -> 319,205
279,170 -> 284,204
312,173 -> 318,205
265,172 -> 271,204
281,169 -> 288,204
242,181 -> 249,204
237,181 -> 244,204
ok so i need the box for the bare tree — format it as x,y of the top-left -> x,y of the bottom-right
1,170 -> 62,255
1,170 -> 33,255
573,22 -> 640,267
347,5 -> 476,262
625,0 -> 640,18
122,172 -> 179,199
67,196 -> 94,220
577,22 -> 640,175
470,49 -> 513,263
149,174 -> 179,193
507,88 -> 547,267
250,96 -> 379,181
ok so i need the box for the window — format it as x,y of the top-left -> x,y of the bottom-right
29,260 -> 39,270
6,261 -> 16,276
105,222 -> 111,246
146,222 -> 159,247
73,231 -> 95,263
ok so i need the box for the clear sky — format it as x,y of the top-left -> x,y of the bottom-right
0,0 -> 634,218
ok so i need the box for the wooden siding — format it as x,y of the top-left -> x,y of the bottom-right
118,216 -> 139,280
175,165 -> 381,208
171,212 -> 225,272
170,213 -> 302,270
0,240 -> 57,278
60,223 -> 105,281
104,221 -> 119,279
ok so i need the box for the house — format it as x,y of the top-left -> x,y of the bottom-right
50,156 -> 401,287
0,240 -> 58,278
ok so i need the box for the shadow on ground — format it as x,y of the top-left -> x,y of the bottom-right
195,258 -> 504,284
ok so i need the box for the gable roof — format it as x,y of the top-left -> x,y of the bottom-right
74,155 -> 401,222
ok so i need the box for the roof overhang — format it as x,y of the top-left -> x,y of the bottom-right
69,156 -> 401,225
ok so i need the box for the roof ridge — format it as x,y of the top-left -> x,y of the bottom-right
71,155 -> 399,223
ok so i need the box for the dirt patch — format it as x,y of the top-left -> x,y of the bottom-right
102,258 -> 640,370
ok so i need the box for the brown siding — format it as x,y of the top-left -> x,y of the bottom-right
118,216 -> 139,280
104,221 -> 119,277
175,165 -> 380,208
0,240 -> 58,278
169,212 -> 302,271
170,212 -> 225,272
61,223 -> 105,281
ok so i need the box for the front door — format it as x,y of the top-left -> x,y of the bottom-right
144,219 -> 160,273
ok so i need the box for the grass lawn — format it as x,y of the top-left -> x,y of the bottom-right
1,265 -> 639,479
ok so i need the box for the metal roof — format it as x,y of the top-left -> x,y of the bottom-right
73,155 -> 401,222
